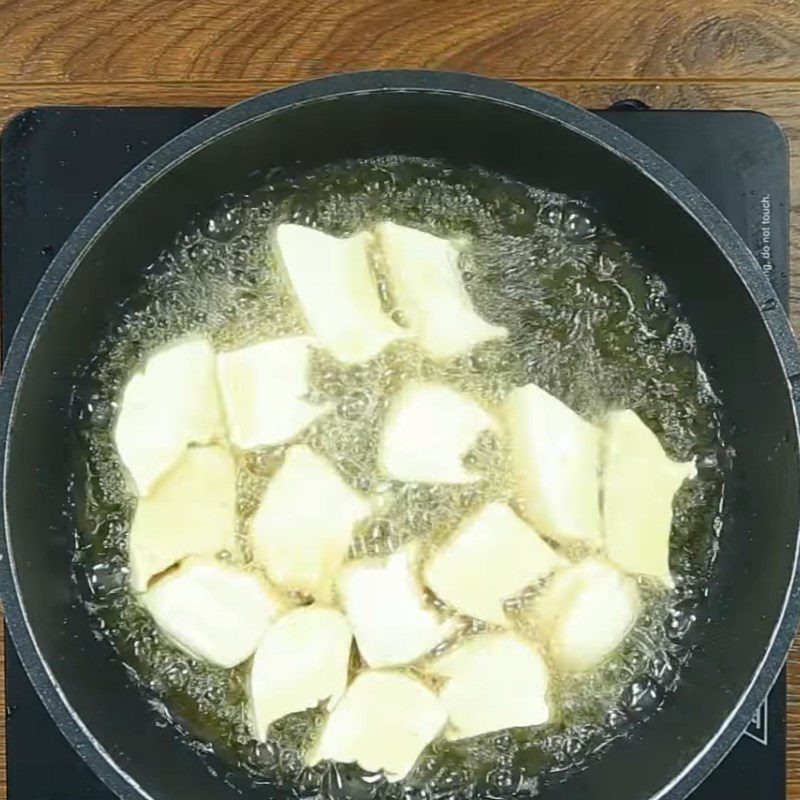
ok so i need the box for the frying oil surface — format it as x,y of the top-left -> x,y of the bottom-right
73,157 -> 727,798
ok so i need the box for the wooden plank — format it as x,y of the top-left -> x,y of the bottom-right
0,76 -> 799,797
0,0 -> 800,84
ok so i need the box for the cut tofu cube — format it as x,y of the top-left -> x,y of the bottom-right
275,224 -> 406,364
503,383 -> 602,544
128,445 -> 236,592
603,410 -> 696,588
379,382 -> 496,483
114,338 -> 225,495
376,222 -> 507,359
250,445 -> 371,598
142,556 -> 287,668
309,670 -> 446,780
424,502 -> 565,625
249,605 -> 352,741
531,558 -> 641,671
338,546 -> 454,667
430,632 -> 550,740
217,337 -> 329,450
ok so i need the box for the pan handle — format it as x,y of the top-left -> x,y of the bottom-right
606,99 -> 651,112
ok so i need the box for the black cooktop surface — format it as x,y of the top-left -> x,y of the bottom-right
0,105 -> 789,800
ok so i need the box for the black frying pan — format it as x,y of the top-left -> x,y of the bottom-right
1,71 -> 799,800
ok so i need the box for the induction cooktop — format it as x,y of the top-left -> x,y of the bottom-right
0,103 -> 789,800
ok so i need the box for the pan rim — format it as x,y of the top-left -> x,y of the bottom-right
0,69 -> 798,800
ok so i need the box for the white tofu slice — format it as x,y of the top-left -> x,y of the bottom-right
250,445 -> 371,598
429,633 -> 550,740
338,546 -> 454,668
309,670 -> 446,780
424,502 -> 565,625
217,336 -> 329,450
503,383 -> 602,544
379,382 -> 496,484
376,222 -> 507,359
531,558 -> 641,672
114,338 -> 226,495
249,605 -> 352,741
603,410 -> 696,588
275,224 -> 406,364
142,557 -> 287,668
128,445 -> 236,592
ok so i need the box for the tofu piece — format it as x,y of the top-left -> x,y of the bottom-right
309,670 -> 446,780
503,384 -> 602,544
250,445 -> 371,598
376,222 -> 507,359
379,382 -> 496,484
430,633 -> 550,740
531,558 -> 641,672
128,445 -> 236,592
338,546 -> 454,667
249,606 -> 352,741
217,337 -> 329,450
142,557 -> 287,668
114,338 -> 225,495
275,224 -> 406,364
424,502 -> 565,625
603,410 -> 696,588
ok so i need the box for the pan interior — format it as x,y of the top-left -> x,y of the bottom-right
73,154 -> 726,797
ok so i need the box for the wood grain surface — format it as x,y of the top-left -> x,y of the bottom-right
1,0 -> 800,798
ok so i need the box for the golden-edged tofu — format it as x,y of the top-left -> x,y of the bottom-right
503,383 -> 602,544
338,546 -> 454,667
128,445 -> 236,593
217,337 -> 329,450
309,670 -> 447,780
114,338 -> 225,495
430,632 -> 550,740
142,557 -> 286,668
249,605 -> 352,741
531,558 -> 641,672
603,410 -> 696,588
376,222 -> 507,359
424,502 -> 565,625
250,445 -> 371,598
379,382 -> 496,484
274,224 -> 406,364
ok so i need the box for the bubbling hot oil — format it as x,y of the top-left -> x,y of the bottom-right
72,156 -> 727,799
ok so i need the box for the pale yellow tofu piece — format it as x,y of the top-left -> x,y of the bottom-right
249,606 -> 352,741
217,337 -> 329,450
603,410 -> 696,588
274,224 -> 406,364
128,445 -> 236,592
250,445 -> 371,598
531,558 -> 641,672
309,670 -> 447,780
338,546 -> 454,667
430,632 -> 550,740
142,557 -> 287,668
379,382 -> 496,484
503,384 -> 602,544
114,338 -> 225,495
376,222 -> 507,359
424,502 -> 565,625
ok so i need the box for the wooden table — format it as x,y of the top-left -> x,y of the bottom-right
0,0 -> 799,796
